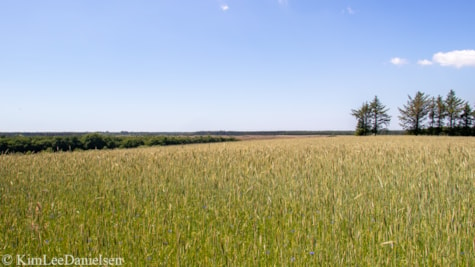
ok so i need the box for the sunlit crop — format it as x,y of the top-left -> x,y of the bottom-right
1,136 -> 474,265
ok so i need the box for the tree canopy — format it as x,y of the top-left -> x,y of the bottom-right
351,96 -> 391,135
0,134 -> 237,154
353,90 -> 474,136
398,91 -> 430,135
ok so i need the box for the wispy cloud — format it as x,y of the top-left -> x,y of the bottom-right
390,57 -> 408,66
417,59 -> 433,66
342,6 -> 356,15
346,6 -> 356,15
220,4 -> 229,11
432,49 -> 475,68
278,0 -> 288,7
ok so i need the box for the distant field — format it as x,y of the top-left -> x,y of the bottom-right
1,136 -> 474,265
235,134 -> 334,140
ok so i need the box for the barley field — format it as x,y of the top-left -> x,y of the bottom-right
1,136 -> 474,266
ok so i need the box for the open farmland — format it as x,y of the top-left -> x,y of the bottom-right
1,136 -> 474,265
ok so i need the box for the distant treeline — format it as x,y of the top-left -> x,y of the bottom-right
0,130 -> 363,137
398,90 -> 475,136
194,131 -> 360,136
352,90 -> 475,136
0,134 -> 237,154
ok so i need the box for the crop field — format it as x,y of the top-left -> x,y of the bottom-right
1,136 -> 474,266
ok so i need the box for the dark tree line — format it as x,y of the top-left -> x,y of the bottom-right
0,134 -> 237,154
352,90 -> 475,136
399,90 -> 474,135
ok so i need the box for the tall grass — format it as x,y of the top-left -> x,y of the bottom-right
1,136 -> 474,265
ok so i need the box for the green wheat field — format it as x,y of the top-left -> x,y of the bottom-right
1,136 -> 474,266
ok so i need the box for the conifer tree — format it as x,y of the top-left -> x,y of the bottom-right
351,102 -> 372,136
369,96 -> 391,134
435,95 -> 446,131
460,102 -> 473,133
398,91 -> 430,135
445,89 -> 464,129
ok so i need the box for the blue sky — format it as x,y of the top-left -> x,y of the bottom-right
1,0 -> 474,132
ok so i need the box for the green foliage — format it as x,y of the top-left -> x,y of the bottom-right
435,95 -> 446,130
351,96 -> 391,135
0,134 -> 237,154
398,90 -> 475,136
445,89 -> 465,129
460,103 -> 474,135
351,90 -> 473,136
369,96 -> 391,134
81,133 -> 107,150
427,96 -> 437,129
351,102 -> 372,136
398,91 -> 430,135
120,138 -> 145,148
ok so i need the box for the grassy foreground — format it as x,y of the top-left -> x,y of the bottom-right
1,136 -> 474,265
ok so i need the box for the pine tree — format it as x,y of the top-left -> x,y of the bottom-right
369,96 -> 391,134
445,89 -> 464,129
427,96 -> 436,129
351,102 -> 372,136
398,91 -> 430,135
460,103 -> 473,134
435,95 -> 446,131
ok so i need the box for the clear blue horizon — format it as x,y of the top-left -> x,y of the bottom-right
1,1 -> 474,132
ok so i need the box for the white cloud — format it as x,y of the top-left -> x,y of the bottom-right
432,50 -> 475,68
220,4 -> 229,11
417,59 -> 433,66
390,57 -> 408,66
